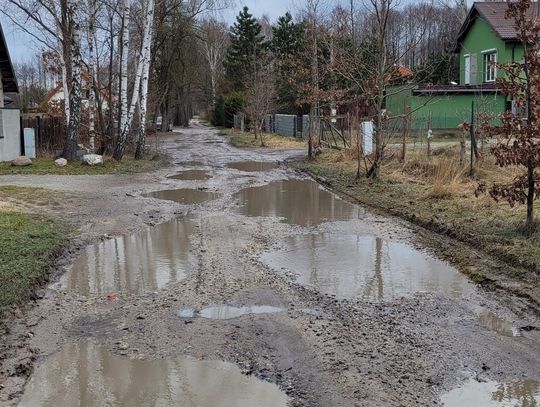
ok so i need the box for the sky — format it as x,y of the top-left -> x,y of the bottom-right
2,0 -> 350,64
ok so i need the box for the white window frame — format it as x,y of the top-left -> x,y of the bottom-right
464,54 -> 470,85
482,49 -> 497,83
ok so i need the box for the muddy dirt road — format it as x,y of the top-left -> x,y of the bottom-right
1,120 -> 540,406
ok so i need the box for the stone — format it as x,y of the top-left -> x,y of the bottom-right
81,154 -> 103,166
11,156 -> 32,166
54,158 -> 67,167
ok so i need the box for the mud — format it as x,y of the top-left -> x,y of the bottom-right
168,170 -> 211,180
440,376 -> 540,406
234,179 -> 363,226
2,119 -> 540,407
177,305 -> 284,320
260,233 -> 471,300
18,341 -> 289,407
176,160 -> 204,166
478,311 -> 523,337
144,188 -> 219,204
61,218 -> 197,296
227,161 -> 279,172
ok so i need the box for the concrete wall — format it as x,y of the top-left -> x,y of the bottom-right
0,108 -> 21,161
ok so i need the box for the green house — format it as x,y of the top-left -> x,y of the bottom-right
386,2 -> 526,131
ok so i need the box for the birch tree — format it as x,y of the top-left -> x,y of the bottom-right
135,0 -> 155,159
86,0 -> 97,153
62,0 -> 83,159
113,0 -> 131,160
200,19 -> 228,108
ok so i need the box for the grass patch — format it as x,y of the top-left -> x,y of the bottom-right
0,154 -> 168,176
293,148 -> 540,273
0,186 -> 72,211
0,211 -> 67,317
220,128 -> 306,149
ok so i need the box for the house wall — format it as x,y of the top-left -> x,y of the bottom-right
0,70 -> 4,108
0,108 -> 22,161
459,17 -> 521,85
386,85 -> 506,131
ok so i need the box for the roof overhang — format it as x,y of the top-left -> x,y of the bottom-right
0,23 -> 18,93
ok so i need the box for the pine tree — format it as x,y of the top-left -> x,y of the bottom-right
272,13 -> 305,58
225,6 -> 265,90
271,13 -> 306,113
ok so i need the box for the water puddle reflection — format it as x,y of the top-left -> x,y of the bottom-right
177,305 -> 283,320
261,234 -> 471,300
441,377 -> 540,406
19,342 -> 289,407
227,161 -> 278,172
234,179 -> 362,226
145,188 -> 219,204
478,311 -> 522,337
63,219 -> 197,296
168,170 -> 211,181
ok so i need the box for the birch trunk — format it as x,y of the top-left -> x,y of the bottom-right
135,0 -> 155,159
62,0 -> 82,160
113,0 -> 131,160
87,0 -> 96,153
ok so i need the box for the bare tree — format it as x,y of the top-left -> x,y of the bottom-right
243,52 -> 276,146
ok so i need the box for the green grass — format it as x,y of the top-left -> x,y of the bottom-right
0,154 -> 168,175
0,211 -> 67,317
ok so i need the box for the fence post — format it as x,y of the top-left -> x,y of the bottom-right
427,110 -> 432,157
470,100 -> 476,177
401,104 -> 409,162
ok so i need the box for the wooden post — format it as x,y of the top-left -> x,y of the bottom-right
401,103 -> 409,162
470,100 -> 476,177
427,110 -> 432,157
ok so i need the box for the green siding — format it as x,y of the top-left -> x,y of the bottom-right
459,17 -> 523,85
386,86 -> 506,131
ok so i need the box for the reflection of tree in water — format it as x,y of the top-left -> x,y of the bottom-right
491,380 -> 539,407
235,180 -> 361,226
362,237 -> 385,300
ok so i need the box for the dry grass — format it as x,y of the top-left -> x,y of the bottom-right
220,128 -> 306,149
294,142 -> 540,273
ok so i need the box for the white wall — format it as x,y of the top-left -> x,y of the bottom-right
0,70 -> 4,108
0,109 -> 21,161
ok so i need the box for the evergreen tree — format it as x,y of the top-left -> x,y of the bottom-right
225,6 -> 265,90
271,13 -> 307,113
271,13 -> 305,57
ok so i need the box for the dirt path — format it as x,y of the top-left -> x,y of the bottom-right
1,120 -> 539,406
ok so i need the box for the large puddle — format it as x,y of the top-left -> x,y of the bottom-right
145,188 -> 219,205
63,219 -> 197,296
441,377 -> 540,406
226,161 -> 278,172
177,305 -> 284,320
19,342 -> 289,407
168,170 -> 211,181
234,179 -> 362,226
260,234 -> 471,300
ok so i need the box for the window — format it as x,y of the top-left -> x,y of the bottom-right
484,51 -> 497,82
464,55 -> 470,85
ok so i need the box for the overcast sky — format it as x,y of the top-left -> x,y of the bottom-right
2,0 -> 359,63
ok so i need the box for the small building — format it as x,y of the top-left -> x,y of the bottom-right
40,70 -> 111,115
386,2 -> 528,131
0,22 -> 21,161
